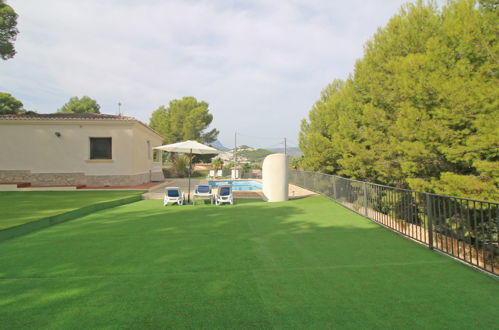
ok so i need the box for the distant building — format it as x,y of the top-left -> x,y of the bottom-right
0,113 -> 164,186
214,146 -> 251,163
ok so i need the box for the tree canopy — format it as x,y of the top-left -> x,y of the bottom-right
0,0 -> 18,60
149,96 -> 219,144
0,92 -> 24,114
299,0 -> 498,201
58,96 -> 101,114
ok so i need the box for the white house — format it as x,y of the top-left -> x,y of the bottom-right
0,113 -> 164,186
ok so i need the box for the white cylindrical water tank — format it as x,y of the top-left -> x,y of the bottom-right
262,153 -> 288,202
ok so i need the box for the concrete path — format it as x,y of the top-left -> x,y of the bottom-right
142,178 -> 207,200
288,183 -> 318,199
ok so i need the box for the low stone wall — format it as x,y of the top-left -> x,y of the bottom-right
0,170 -> 32,183
0,170 -> 164,187
31,172 -> 87,185
151,171 -> 164,182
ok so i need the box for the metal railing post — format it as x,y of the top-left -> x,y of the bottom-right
333,175 -> 337,200
291,170 -> 498,276
363,182 -> 368,217
426,194 -> 434,250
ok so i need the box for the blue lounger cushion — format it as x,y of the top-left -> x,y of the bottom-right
168,190 -> 180,197
196,185 -> 211,194
219,186 -> 231,196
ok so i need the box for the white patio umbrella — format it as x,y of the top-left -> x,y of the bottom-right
154,140 -> 221,203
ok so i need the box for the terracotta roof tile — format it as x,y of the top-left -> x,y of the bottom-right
0,113 -> 135,120
0,113 -> 165,139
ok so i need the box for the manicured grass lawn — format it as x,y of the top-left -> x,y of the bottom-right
0,191 -> 144,230
0,196 -> 497,329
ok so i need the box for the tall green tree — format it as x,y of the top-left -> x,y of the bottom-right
149,96 -> 219,144
0,0 -> 18,60
0,92 -> 24,114
211,158 -> 223,170
58,96 -> 101,114
300,0 -> 498,201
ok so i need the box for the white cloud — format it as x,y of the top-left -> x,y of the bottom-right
1,0 -> 413,147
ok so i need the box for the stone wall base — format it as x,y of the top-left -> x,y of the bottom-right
0,170 -> 164,187
151,171 -> 164,182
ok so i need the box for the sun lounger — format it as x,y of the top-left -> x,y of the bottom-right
193,185 -> 213,204
206,170 -> 215,179
164,187 -> 184,206
214,184 -> 233,205
216,170 -> 223,178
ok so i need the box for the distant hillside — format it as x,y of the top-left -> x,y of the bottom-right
237,147 -> 273,163
210,140 -> 229,151
266,147 -> 302,157
214,145 -> 301,164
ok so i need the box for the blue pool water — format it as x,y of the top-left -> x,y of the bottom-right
208,180 -> 262,191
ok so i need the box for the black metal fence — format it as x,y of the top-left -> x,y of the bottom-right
289,170 -> 499,276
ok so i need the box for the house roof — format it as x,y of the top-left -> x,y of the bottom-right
0,113 -> 164,139
0,113 -> 135,121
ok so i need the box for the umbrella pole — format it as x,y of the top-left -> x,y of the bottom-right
188,149 -> 192,203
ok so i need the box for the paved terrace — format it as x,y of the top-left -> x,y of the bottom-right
142,178 -> 316,200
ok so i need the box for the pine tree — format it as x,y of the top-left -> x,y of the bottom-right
299,0 -> 498,201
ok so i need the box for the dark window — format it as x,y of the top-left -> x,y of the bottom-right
90,138 -> 112,159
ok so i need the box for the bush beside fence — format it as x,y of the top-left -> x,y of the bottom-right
289,170 -> 499,276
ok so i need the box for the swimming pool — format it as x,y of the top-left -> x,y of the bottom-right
208,180 -> 262,191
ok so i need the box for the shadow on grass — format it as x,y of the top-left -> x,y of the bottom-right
0,197 -> 498,329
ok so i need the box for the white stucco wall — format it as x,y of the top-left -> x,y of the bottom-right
133,123 -> 163,173
0,119 -> 163,178
131,122 -> 164,179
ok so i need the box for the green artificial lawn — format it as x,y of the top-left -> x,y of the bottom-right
0,196 -> 497,329
0,191 -> 144,230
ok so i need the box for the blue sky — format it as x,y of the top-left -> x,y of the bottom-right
2,0 -> 417,149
